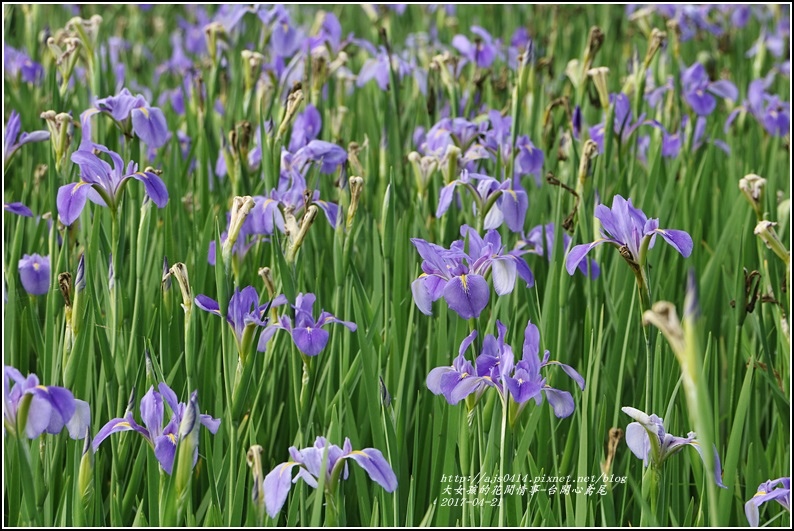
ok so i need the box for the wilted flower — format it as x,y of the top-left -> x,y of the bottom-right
622,406 -> 726,488
262,436 -> 397,518
93,383 -> 219,475
258,293 -> 356,356
4,366 -> 90,439
745,477 -> 790,527
18,254 -> 50,296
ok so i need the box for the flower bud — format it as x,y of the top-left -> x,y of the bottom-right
587,67 -> 610,110
754,221 -> 790,265
222,196 -> 255,271
346,176 -> 364,231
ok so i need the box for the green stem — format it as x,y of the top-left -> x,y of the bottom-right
498,394 -> 508,527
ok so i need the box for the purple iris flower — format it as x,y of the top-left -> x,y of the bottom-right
262,436 -> 397,518
436,170 -> 528,233
660,115 -> 730,159
725,75 -> 790,137
3,44 -> 44,84
57,132 -> 168,226
195,286 -> 279,353
514,135 -> 545,186
93,383 -> 219,475
565,195 -> 693,276
745,477 -> 790,527
269,9 -> 305,58
622,406 -> 726,488
257,293 -> 356,356
520,223 -> 600,278
4,110 -> 50,164
411,226 -> 533,319
292,140 -> 347,174
357,46 -> 412,90
288,104 -> 322,152
589,93 -> 660,153
681,62 -> 738,116
93,88 -> 169,147
18,254 -> 50,296
452,26 -> 498,69
4,366 -> 90,439
427,320 -> 584,417
4,202 -> 33,217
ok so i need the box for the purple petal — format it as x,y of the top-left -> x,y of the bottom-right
263,462 -> 299,518
24,394 -> 53,438
708,80 -> 738,102
158,383 -> 180,416
57,182 -> 93,226
448,375 -> 487,404
436,182 -> 459,218
499,188 -> 528,233
348,449 -> 398,492
491,258 -> 517,296
689,441 -> 727,489
291,327 -> 330,357
565,240 -> 610,276
199,413 -> 220,434
544,361 -> 586,390
140,386 -> 164,437
128,171 -> 169,207
653,229 -> 693,257
542,387 -> 575,418
195,295 -> 221,316
66,399 -> 91,439
426,366 -> 456,395
624,421 -> 650,463
505,369 -> 543,404
686,88 -> 716,116
442,274 -> 489,319
131,107 -> 168,148
4,202 -> 33,217
411,275 -> 445,316
18,254 -> 50,296
154,433 -> 178,474
257,323 -> 283,352
93,415 -> 144,450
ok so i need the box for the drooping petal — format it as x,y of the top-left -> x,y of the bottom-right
348,449 -> 398,492
200,414 -> 221,434
505,369 -> 543,404
436,181 -> 459,218
411,275 -> 445,315
93,415 -> 147,450
24,394 -> 53,439
4,202 -> 33,217
291,327 -> 330,357
66,399 -> 91,439
543,361 -> 586,390
491,258 -> 517,296
195,295 -> 222,316
688,440 -> 727,488
263,462 -> 300,518
652,228 -> 693,257
426,366 -> 456,396
257,323 -> 284,352
128,171 -> 169,207
708,80 -> 738,101
565,240 -> 611,276
448,375 -> 488,404
442,273 -> 489,319
131,107 -> 169,147
686,88 -> 716,116
625,421 -> 650,463
153,433 -> 178,474
542,387 -> 575,418
499,188 -> 528,233
57,182 -> 93,226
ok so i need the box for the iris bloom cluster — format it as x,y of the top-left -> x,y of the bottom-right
411,226 -> 533,319
427,320 -> 584,419
93,383 -> 219,475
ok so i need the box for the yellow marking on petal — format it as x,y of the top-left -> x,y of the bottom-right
36,385 -> 48,390
306,326 -> 312,331
460,274 -> 468,292
753,490 -> 767,498
168,433 -> 177,444
350,450 -> 369,458
689,440 -> 700,446
115,421 -> 132,429
506,190 -> 517,199
33,263 -> 41,271
138,107 -> 150,118
460,372 -> 469,378
279,461 -> 298,477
